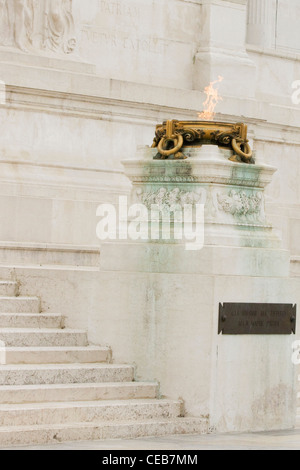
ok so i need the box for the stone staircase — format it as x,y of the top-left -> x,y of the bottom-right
0,280 -> 207,447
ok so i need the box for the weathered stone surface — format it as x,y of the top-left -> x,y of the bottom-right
0,298 -> 40,314
0,399 -> 182,426
91,144 -> 299,434
0,418 -> 209,448
0,283 -> 210,446
0,282 -> 18,297
4,346 -> 112,365
0,329 -> 88,347
0,314 -> 65,329
0,382 -> 158,404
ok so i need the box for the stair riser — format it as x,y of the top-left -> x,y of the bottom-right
0,384 -> 158,404
5,349 -> 110,365
0,367 -> 134,386
0,402 -> 181,426
0,419 -> 208,448
0,333 -> 88,348
0,299 -> 40,313
0,284 -> 18,297
0,316 -> 64,329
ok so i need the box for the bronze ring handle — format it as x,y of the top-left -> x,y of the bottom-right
232,138 -> 253,161
157,134 -> 184,157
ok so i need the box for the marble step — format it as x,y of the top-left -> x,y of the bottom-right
0,297 -> 40,313
0,363 -> 135,385
0,382 -> 158,404
4,346 -> 111,364
0,417 -> 209,448
0,314 -> 65,329
0,399 -> 182,427
0,282 -> 19,297
0,328 -> 88,347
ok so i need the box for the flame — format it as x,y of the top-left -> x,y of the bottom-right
198,76 -> 224,121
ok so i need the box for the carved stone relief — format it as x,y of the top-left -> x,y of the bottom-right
135,186 -> 266,226
216,190 -> 266,224
136,187 -> 206,213
44,0 -> 76,54
0,0 -> 76,54
0,0 -> 34,51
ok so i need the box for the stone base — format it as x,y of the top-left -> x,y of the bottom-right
91,241 -> 299,433
100,242 -> 290,277
89,143 -> 300,433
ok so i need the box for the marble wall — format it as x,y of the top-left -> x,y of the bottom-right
73,0 -> 200,90
0,0 -> 299,268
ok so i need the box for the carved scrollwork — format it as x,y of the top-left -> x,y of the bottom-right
155,124 -> 206,146
174,127 -> 206,144
210,131 -> 239,147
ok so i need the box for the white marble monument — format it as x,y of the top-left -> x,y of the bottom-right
0,0 -> 298,440
93,135 -> 299,433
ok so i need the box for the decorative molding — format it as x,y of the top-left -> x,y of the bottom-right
4,84 -> 300,146
247,44 -> 300,63
133,176 -> 199,183
0,241 -> 100,269
2,78 -> 300,150
131,176 -> 268,188
0,160 -> 129,202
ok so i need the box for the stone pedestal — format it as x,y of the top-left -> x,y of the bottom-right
92,144 -> 299,434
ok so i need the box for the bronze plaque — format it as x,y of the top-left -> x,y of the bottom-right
218,303 -> 297,335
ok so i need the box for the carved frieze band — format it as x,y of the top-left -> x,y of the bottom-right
136,187 -> 205,213
134,185 -> 266,226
